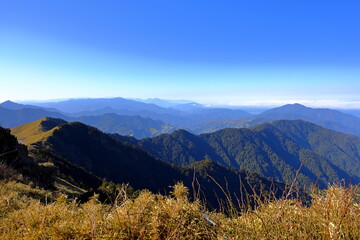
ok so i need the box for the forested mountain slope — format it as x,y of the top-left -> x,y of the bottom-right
10,118 -> 282,208
114,120 -> 360,188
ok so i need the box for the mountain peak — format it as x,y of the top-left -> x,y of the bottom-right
282,103 -> 307,109
2,100 -> 15,104
260,103 -> 309,115
0,100 -> 22,109
170,129 -> 194,137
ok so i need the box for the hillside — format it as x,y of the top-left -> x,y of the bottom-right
4,121 -> 103,194
12,118 -> 183,192
0,126 -> 54,188
267,120 -> 360,179
11,117 -> 67,145
116,120 -> 360,188
10,117 -> 284,207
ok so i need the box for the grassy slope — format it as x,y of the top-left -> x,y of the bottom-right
11,117 -> 66,145
9,119 -> 103,193
0,180 -> 359,239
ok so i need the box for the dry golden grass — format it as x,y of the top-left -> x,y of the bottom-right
11,118 -> 59,145
0,181 -> 359,239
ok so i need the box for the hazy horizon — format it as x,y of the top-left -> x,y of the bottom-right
1,1 -> 359,109
0,97 -> 357,110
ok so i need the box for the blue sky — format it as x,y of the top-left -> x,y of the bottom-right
0,0 -> 359,108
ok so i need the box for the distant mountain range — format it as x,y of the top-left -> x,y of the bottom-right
2,99 -> 360,139
0,100 -> 61,112
0,100 -> 178,138
0,105 -> 67,128
74,114 -> 177,139
26,97 -> 178,114
258,103 -> 360,136
191,104 -> 360,136
132,98 -> 196,108
340,109 -> 360,119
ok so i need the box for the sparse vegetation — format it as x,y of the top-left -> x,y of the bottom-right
0,180 -> 359,239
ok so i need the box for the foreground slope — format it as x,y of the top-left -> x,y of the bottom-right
1,179 -> 359,239
0,126 -> 52,186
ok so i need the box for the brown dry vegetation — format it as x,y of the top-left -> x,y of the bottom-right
0,180 -> 359,239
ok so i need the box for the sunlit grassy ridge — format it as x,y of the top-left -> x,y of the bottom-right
1,180 -> 359,239
11,117 -> 66,145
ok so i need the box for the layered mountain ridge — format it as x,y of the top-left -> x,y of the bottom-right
114,120 -> 360,188
2,99 -> 360,139
2,98 -> 360,193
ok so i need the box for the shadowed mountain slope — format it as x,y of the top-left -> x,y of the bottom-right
0,126 -> 55,187
12,118 -> 182,192
114,120 -> 360,188
10,118 -> 284,208
265,120 -> 360,179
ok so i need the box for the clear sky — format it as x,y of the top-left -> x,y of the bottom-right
1,0 -> 359,108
